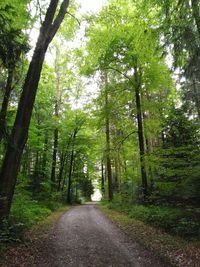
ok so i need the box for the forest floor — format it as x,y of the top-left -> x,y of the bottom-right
99,205 -> 200,267
0,203 -> 199,267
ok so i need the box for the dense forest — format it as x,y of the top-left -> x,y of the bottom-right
0,0 -> 200,248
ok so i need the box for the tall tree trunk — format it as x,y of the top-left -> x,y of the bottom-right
42,133 -> 48,178
57,152 -> 66,191
58,133 -> 72,191
114,148 -> 121,192
51,46 -> 63,189
101,161 -> 105,193
104,73 -> 113,201
191,72 -> 200,119
51,127 -> 58,188
67,148 -> 74,204
0,0 -> 70,222
67,129 -> 77,204
134,67 -> 148,199
0,69 -> 14,143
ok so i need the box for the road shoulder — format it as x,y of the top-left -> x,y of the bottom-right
98,205 -> 200,267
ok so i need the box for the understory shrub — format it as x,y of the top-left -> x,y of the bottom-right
106,201 -> 200,239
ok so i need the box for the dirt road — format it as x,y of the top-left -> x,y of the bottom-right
42,204 -> 167,267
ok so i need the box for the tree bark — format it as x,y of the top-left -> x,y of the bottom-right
0,0 -> 70,222
114,148 -> 121,192
58,134 -> 73,191
101,161 -> 105,193
67,129 -> 77,204
104,73 -> 113,201
191,72 -> 200,119
0,69 -> 14,143
51,127 -> 58,188
57,151 -> 66,191
134,67 -> 148,199
51,46 -> 64,189
42,133 -> 48,178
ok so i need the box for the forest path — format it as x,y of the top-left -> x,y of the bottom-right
40,203 -> 167,267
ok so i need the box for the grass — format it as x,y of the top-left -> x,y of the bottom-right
27,205 -> 71,232
98,204 -> 200,267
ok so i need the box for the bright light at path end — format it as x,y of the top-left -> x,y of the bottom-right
91,189 -> 102,201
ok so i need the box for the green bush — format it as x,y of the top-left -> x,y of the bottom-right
4,192 -> 51,240
106,201 -> 200,239
130,205 -> 200,238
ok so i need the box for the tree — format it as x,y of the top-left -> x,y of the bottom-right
82,0 -> 172,200
0,1 -> 30,142
103,72 -> 113,201
0,0 -> 70,223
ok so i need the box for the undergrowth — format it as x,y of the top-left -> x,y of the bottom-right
0,190 -> 65,244
104,198 -> 200,239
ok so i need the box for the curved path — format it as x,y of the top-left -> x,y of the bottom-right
43,204 -> 166,267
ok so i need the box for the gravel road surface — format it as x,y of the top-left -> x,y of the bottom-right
44,204 -> 167,267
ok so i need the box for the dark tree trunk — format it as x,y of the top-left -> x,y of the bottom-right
61,160 -> 68,191
104,73 -> 113,201
58,133 -> 72,191
51,46 -> 63,189
101,161 -> 105,192
42,133 -> 48,178
114,148 -> 121,192
67,129 -> 77,204
0,69 -> 14,143
0,0 -> 70,222
57,152 -> 66,191
134,68 -> 148,199
51,127 -> 58,188
191,73 -> 200,119
67,148 -> 74,204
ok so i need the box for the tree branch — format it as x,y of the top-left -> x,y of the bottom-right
50,0 -> 70,40
102,66 -> 135,86
117,130 -> 137,148
66,11 -> 81,26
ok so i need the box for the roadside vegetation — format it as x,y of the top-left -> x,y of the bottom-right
99,205 -> 200,267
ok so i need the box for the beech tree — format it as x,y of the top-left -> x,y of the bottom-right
81,0 -> 172,200
0,0 -> 70,223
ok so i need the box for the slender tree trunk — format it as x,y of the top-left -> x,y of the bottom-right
51,127 -> 58,188
0,69 -> 14,143
191,73 -> 200,119
57,152 -> 66,191
101,161 -> 105,192
42,133 -> 48,178
51,46 -> 63,189
0,0 -> 70,222
67,148 -> 74,204
114,148 -> 121,192
134,68 -> 148,199
67,129 -> 77,204
61,160 -> 68,191
104,73 -> 113,201
123,160 -> 128,179
58,133 -> 72,191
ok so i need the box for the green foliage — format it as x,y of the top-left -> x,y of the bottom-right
10,193 -> 51,229
150,106 -> 200,203
107,201 -> 200,238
